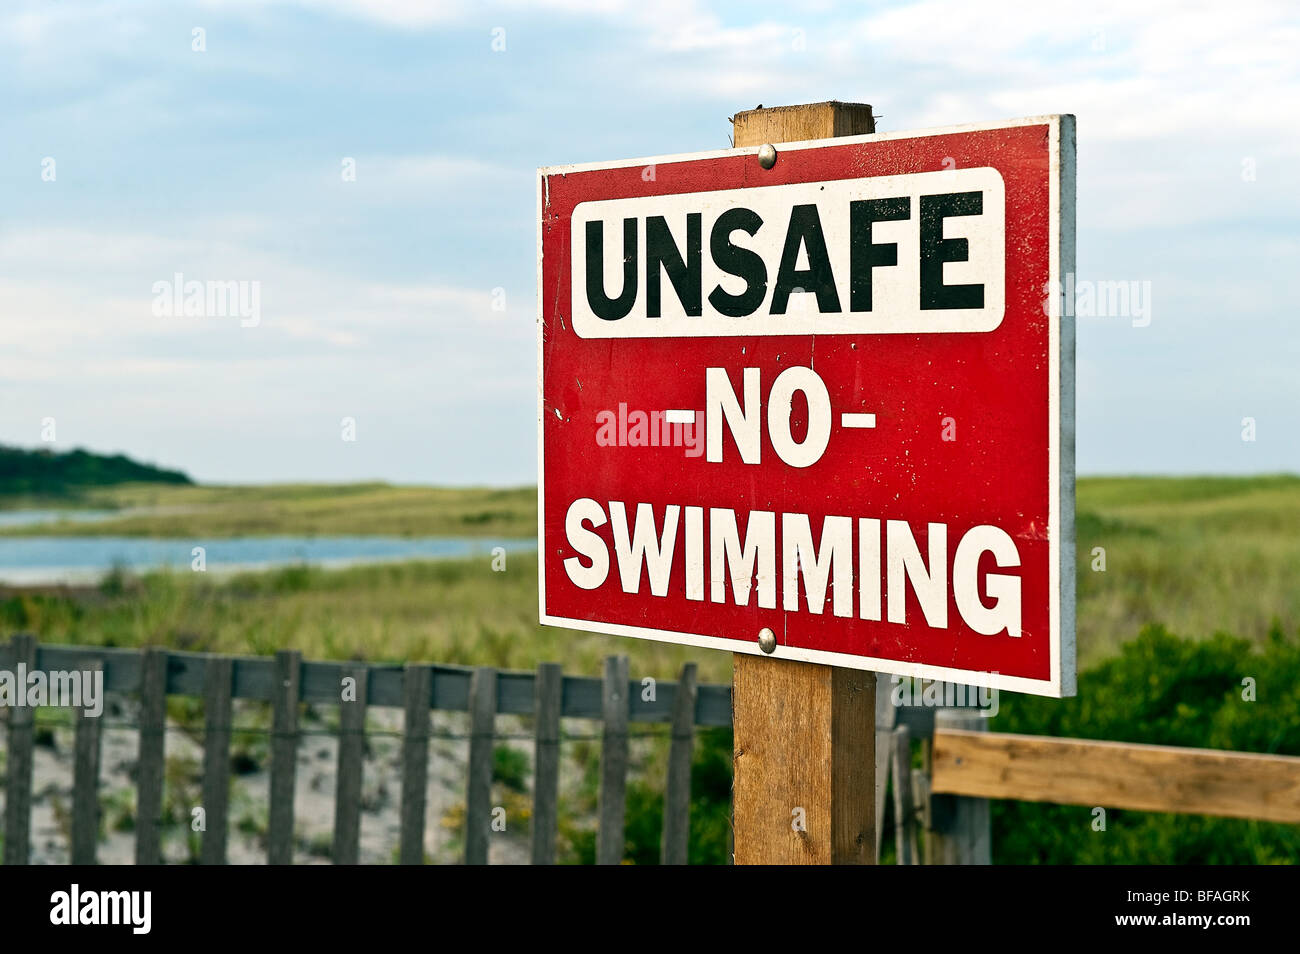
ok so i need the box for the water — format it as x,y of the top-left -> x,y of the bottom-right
0,533 -> 537,585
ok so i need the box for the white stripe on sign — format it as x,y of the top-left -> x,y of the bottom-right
664,410 -> 696,424
841,413 -> 877,428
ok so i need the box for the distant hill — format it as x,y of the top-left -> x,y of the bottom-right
0,445 -> 192,496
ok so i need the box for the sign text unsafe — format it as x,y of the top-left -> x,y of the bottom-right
538,117 -> 1076,696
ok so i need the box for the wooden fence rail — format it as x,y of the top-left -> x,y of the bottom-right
931,728 -> 1300,825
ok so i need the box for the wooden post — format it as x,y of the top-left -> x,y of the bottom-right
891,724 -> 918,865
201,655 -> 233,865
464,666 -> 497,865
399,664 -> 433,865
661,661 -> 698,865
731,102 -> 878,865
4,634 -> 37,866
267,649 -> 301,865
530,662 -> 563,865
332,664 -> 368,865
71,659 -> 104,865
596,655 -> 630,865
924,708 -> 991,864
874,671 -> 897,860
135,647 -> 168,865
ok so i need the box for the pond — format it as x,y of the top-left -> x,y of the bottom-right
0,534 -> 537,585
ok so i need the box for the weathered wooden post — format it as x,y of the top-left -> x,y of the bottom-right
924,708 -> 992,864
891,723 -> 918,865
730,101 -> 878,867
267,648 -> 301,865
661,661 -> 698,865
71,658 -> 104,864
135,646 -> 168,865
3,634 -> 37,866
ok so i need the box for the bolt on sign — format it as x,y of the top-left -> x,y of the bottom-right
538,116 -> 1077,697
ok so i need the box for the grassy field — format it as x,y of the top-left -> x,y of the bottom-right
0,554 -> 727,682
2,475 -> 1297,682
0,482 -> 536,539
1073,474 -> 1300,667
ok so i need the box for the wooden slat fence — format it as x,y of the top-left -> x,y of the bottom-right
0,634 -> 744,866
6,634 -> 1294,865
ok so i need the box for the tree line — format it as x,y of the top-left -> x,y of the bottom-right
0,445 -> 192,496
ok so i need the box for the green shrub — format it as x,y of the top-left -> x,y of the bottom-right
493,745 -> 530,794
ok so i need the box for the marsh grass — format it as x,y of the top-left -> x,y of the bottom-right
1074,475 -> 1300,666
0,552 -> 730,681
0,482 -> 535,539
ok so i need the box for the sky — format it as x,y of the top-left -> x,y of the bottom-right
1,0 -> 1297,485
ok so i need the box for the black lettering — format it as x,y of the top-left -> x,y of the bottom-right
771,204 -> 841,315
850,197 -> 910,312
646,214 -> 702,317
920,191 -> 984,310
585,218 -> 638,321
707,207 -> 767,318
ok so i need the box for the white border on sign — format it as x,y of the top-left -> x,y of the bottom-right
537,115 -> 1077,698
1057,115 -> 1078,696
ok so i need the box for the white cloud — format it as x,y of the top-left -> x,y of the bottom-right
603,2 -> 1300,235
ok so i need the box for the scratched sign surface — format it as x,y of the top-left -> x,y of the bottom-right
538,116 -> 1076,697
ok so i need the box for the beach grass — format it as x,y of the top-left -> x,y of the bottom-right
0,482 -> 536,540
